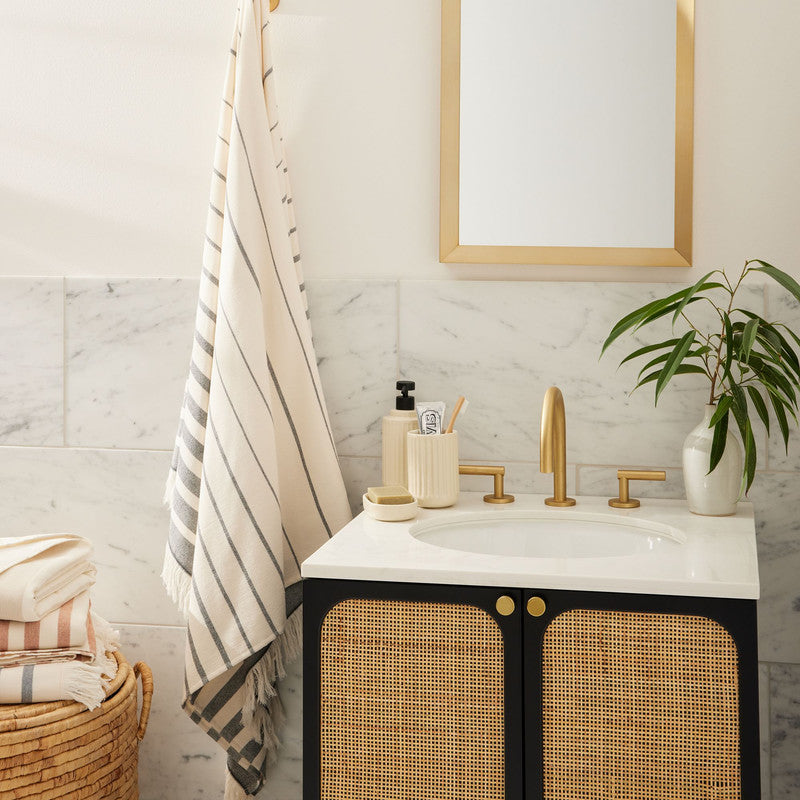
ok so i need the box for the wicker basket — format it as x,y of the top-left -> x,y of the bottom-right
0,651 -> 153,800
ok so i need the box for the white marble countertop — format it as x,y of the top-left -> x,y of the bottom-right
301,492 -> 759,599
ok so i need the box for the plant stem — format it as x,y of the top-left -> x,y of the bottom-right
677,311 -> 715,384
708,262 -> 749,403
679,311 -> 707,341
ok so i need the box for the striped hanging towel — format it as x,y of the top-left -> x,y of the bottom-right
162,1 -> 351,796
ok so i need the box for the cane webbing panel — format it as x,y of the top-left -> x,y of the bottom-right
319,598 -> 505,800
542,609 -> 741,799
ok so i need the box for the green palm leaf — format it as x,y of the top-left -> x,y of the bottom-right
654,331 -> 696,404
709,395 -> 732,427
740,318 -> 758,363
746,387 -> 770,433
768,390 -> 791,453
709,409 -> 729,474
634,364 -> 706,390
751,261 -> 800,306
671,271 -> 722,325
618,339 -> 680,368
601,285 -> 720,356
601,290 -> 689,355
743,418 -> 757,493
636,347 -> 711,381
720,312 -> 734,387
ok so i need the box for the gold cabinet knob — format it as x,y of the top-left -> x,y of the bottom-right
527,596 -> 546,617
495,595 -> 516,616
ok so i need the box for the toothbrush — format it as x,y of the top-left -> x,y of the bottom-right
445,396 -> 467,434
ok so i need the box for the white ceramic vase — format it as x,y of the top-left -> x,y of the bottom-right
682,404 -> 743,516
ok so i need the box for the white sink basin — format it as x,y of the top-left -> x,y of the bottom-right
410,510 -> 685,559
301,493 -> 759,599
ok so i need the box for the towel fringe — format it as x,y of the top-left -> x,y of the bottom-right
91,615 -> 120,685
161,543 -> 191,619
249,691 -> 285,756
91,613 -> 120,653
242,606 -> 302,723
67,663 -> 107,711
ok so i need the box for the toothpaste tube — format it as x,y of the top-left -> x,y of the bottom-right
416,401 -> 446,435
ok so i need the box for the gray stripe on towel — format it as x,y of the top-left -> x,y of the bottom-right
266,356 -> 332,537
208,416 -> 284,580
204,480 -> 279,636
197,533 -> 255,652
168,518 -> 196,574
21,665 -> 34,703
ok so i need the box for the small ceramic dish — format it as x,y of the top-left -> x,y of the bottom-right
362,493 -> 418,522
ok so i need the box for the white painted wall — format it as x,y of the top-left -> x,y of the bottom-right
2,0 -> 799,280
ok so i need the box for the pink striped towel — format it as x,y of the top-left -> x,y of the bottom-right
0,592 -> 92,661
0,612 -> 118,709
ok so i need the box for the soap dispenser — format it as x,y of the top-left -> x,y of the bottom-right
382,381 -> 418,487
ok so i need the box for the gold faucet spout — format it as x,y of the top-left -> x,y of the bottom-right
540,386 -> 576,507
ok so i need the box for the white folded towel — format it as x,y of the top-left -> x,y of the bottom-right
0,534 -> 96,622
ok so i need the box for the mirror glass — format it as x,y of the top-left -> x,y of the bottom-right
440,0 -> 694,267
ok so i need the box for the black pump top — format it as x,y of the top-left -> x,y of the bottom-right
395,380 -> 415,410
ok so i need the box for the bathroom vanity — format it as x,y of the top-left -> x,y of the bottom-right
301,493 -> 760,800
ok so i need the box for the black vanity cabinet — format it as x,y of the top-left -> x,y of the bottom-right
303,580 -> 524,800
303,579 -> 760,800
521,588 -> 760,800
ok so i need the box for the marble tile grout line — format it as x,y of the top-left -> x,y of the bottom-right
0,444 -> 174,455
762,658 -> 800,668
112,621 -> 187,632
577,462 -> 683,469
338,456 -> 800,477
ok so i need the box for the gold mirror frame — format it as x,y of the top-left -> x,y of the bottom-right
440,0 -> 695,267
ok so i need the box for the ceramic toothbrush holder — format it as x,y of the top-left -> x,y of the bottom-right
406,431 -> 459,508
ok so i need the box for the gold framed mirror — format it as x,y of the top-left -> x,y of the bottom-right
440,0 -> 694,267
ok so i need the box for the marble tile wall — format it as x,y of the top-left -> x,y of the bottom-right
1,274 -> 798,798
0,278 -> 63,445
65,278 -> 199,450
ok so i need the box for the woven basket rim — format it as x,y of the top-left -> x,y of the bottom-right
0,651 -> 130,732
0,651 -> 145,800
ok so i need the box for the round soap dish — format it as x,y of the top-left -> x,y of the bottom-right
363,493 -> 418,522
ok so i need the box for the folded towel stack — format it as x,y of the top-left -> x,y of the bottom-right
0,534 -> 118,710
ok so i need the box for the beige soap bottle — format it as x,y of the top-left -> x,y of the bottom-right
382,381 -> 417,487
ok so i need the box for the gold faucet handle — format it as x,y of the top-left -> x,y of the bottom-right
459,464 -> 515,504
608,469 -> 666,509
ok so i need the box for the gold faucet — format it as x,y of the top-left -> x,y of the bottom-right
459,464 -> 515,504
608,469 -> 666,508
540,386 -> 576,507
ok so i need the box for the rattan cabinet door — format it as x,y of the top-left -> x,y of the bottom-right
304,580 -> 524,800
523,590 -> 759,800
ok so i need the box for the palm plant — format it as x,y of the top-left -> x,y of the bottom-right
601,259 -> 800,492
